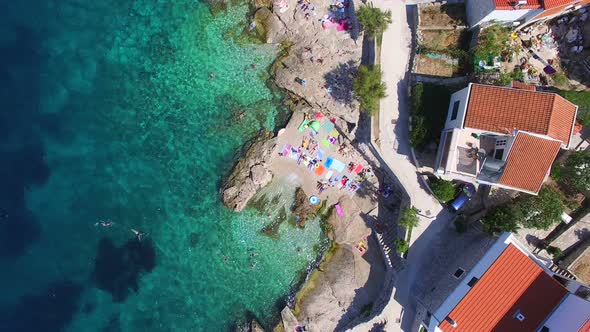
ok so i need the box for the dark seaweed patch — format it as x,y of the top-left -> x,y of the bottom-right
92,237 -> 156,302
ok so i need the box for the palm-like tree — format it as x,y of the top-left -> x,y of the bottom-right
356,2 -> 392,39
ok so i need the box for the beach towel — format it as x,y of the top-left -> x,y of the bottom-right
314,164 -> 326,176
330,159 -> 345,172
324,157 -> 333,168
298,119 -> 309,132
282,144 -> 292,157
321,121 -> 335,133
317,149 -> 325,160
290,152 -> 300,160
335,204 -> 343,217
324,170 -> 333,180
329,129 -> 339,137
353,164 -> 363,174
321,137 -> 332,148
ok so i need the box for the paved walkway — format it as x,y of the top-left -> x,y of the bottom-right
349,1 -> 456,331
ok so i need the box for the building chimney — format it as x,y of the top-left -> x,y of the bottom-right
445,316 -> 458,328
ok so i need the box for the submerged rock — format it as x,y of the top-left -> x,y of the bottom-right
222,130 -> 277,212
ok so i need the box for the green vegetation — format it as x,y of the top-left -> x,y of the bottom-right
482,205 -> 521,234
550,161 -> 564,182
563,150 -> 590,192
357,2 -> 392,38
482,186 -> 565,234
558,89 -> 590,126
353,65 -> 387,115
552,72 -> 568,86
519,187 -> 564,230
546,246 -> 563,260
409,83 -> 453,149
399,207 -> 420,229
393,238 -> 409,254
473,25 -> 514,63
430,178 -> 456,203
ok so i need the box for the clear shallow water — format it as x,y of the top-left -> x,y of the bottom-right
0,1 -> 324,331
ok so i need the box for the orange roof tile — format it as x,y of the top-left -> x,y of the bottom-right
439,245 -> 567,332
464,84 -> 577,146
543,0 -> 578,9
494,0 -> 542,9
511,81 -> 537,91
498,132 -> 561,193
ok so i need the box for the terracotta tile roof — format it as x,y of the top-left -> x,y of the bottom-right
543,0 -> 578,9
581,319 -> 590,332
498,132 -> 561,193
494,0 -> 542,9
464,84 -> 577,146
439,244 -> 567,332
511,80 -> 537,91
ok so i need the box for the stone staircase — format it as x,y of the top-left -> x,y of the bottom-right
549,262 -> 577,280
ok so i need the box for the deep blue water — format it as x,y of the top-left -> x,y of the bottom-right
0,1 -> 324,331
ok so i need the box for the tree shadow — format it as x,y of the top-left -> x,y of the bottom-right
324,60 -> 358,107
92,237 -> 157,302
0,25 -> 51,259
0,280 -> 83,332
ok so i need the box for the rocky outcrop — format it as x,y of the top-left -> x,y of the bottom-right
222,130 -> 277,212
268,0 -> 363,125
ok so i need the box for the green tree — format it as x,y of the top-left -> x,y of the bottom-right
519,187 -> 564,230
393,238 -> 409,254
546,246 -> 563,260
399,207 -> 419,229
430,178 -> 455,203
353,65 -> 387,115
482,205 -> 521,234
357,2 -> 392,39
563,151 -> 590,192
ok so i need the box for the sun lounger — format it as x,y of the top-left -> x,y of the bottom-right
324,170 -> 334,180
330,159 -> 345,172
315,164 -> 326,176
282,144 -> 292,157
353,164 -> 363,174
335,204 -> 343,217
321,121 -> 335,133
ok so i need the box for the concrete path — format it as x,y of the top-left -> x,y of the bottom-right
348,1 -> 456,331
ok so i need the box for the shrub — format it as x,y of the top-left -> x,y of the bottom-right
519,187 -> 564,230
409,83 -> 453,148
393,238 -> 409,254
473,25 -> 513,63
563,150 -> 590,192
482,205 -> 521,234
353,65 -> 387,115
551,162 -> 564,182
552,72 -> 568,86
399,207 -> 420,229
357,2 -> 392,38
546,246 -> 563,260
430,178 -> 455,203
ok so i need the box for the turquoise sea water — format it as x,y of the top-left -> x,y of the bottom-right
0,1 -> 324,331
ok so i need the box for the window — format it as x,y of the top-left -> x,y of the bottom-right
514,310 -> 525,322
467,277 -> 479,287
453,268 -> 465,279
495,139 -> 507,147
494,149 -> 504,160
451,101 -> 460,120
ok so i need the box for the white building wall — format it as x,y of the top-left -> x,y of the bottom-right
542,293 -> 590,331
479,8 -> 537,26
466,0 -> 496,27
444,85 -> 471,130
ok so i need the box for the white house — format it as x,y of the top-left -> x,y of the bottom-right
433,82 -> 578,194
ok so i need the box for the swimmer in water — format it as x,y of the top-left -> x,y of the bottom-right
95,220 -> 114,227
222,255 -> 229,263
250,252 -> 258,258
251,64 -> 257,70
131,228 -> 147,241
209,72 -> 214,80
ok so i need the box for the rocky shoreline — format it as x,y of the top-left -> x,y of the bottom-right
219,0 -> 387,330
